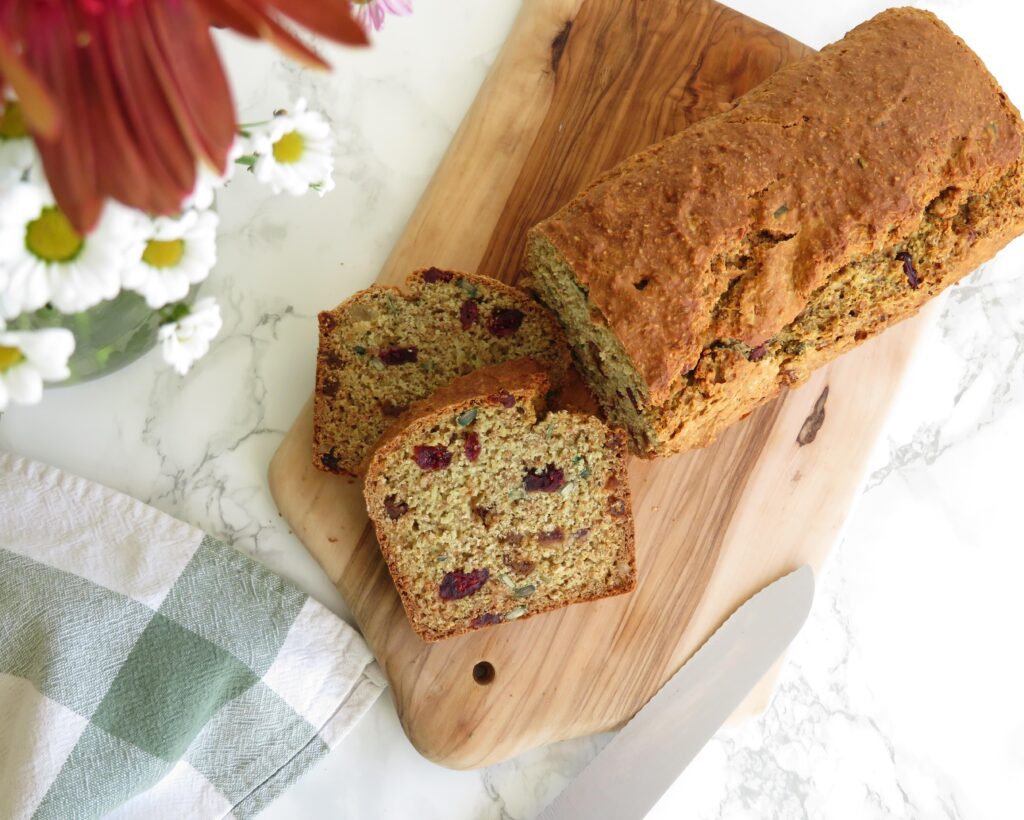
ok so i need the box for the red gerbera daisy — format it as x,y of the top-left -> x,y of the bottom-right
0,0 -> 367,232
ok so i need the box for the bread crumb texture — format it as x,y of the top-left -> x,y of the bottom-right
364,360 -> 636,642
314,268 -> 571,475
527,8 -> 1024,457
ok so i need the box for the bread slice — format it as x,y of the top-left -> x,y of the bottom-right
314,268 -> 572,476
526,8 -> 1024,457
364,359 -> 636,642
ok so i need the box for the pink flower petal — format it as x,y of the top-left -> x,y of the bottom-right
381,0 -> 413,16
351,0 -> 411,32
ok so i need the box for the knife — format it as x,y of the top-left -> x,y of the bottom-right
536,565 -> 815,820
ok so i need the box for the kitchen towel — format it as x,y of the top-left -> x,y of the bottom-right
0,452 -> 385,819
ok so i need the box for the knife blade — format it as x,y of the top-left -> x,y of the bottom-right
536,565 -> 815,820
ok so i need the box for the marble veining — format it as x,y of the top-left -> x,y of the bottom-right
2,1 -> 1022,817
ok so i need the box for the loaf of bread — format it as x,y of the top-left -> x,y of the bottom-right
364,359 -> 636,641
526,8 -> 1024,457
314,268 -> 571,476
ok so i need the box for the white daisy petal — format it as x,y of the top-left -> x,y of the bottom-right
0,256 -> 49,319
183,137 -> 244,211
0,325 -> 74,409
0,95 -> 38,185
4,362 -> 43,404
159,297 -> 222,375
48,257 -> 121,314
0,139 -> 36,186
0,182 -> 46,264
10,328 -> 74,380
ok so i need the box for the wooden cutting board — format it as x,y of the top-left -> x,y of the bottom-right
269,0 -> 933,769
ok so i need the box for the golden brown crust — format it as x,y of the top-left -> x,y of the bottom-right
657,184 -> 1024,455
365,360 -> 635,642
531,8 -> 1024,403
548,366 -> 603,416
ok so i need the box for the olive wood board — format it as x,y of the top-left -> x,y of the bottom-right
269,0 -> 935,769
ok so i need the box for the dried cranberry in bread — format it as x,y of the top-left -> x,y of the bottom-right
364,359 -> 636,642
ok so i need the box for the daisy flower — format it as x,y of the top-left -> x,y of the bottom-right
250,99 -> 335,197
0,318 -> 75,409
352,0 -> 413,32
0,181 -> 145,319
0,94 -> 37,185
159,297 -> 223,376
122,210 -> 219,309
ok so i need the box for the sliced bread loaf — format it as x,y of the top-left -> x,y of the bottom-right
364,359 -> 636,642
314,268 -> 572,476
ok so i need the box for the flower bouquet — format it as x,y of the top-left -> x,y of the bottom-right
0,0 -> 411,410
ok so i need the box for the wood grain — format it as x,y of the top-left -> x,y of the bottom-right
269,0 -> 934,768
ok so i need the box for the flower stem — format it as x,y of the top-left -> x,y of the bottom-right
158,302 -> 192,325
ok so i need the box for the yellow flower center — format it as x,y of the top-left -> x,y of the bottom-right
142,238 -> 186,269
0,100 -> 27,139
272,130 -> 305,164
25,207 -> 84,263
0,346 -> 25,372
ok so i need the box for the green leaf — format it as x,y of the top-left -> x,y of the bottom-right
94,346 -> 114,368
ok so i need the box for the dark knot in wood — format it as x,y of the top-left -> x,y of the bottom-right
551,20 -> 573,74
796,385 -> 829,446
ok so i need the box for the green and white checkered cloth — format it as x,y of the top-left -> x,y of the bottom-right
0,452 -> 385,819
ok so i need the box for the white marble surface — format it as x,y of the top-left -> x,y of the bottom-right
3,1 -> 1024,817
